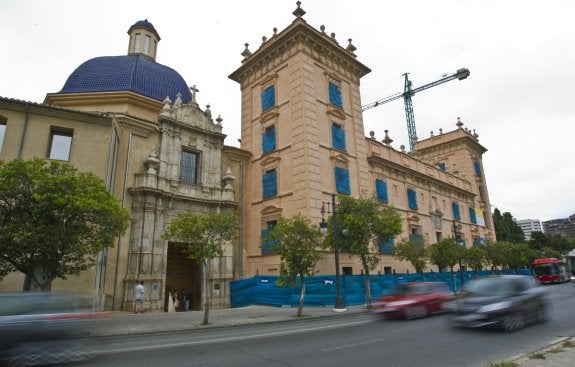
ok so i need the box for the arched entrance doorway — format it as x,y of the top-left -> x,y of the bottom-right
165,243 -> 202,311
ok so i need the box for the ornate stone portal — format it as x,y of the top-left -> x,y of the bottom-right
123,95 -> 239,312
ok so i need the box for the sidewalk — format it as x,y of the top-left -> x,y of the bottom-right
83,305 -> 575,367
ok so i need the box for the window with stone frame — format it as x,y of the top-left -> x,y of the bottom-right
329,81 -> 343,108
261,84 -> 276,112
262,124 -> 276,155
48,127 -> 73,161
261,215 -> 279,254
180,149 -> 200,184
334,161 -> 350,195
331,122 -> 346,151
262,168 -> 278,199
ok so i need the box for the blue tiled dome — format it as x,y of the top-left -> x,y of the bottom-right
58,55 -> 192,103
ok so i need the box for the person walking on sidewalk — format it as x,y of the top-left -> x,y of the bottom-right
134,281 -> 145,313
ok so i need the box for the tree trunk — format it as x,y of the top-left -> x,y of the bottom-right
297,276 -> 305,317
364,268 -> 372,308
23,270 -> 53,291
202,261 -> 211,325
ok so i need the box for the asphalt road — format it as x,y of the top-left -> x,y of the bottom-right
79,283 -> 575,367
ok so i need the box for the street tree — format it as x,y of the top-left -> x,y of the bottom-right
492,208 -> 525,243
393,239 -> 429,276
462,245 -> 488,271
428,239 -> 463,272
0,158 -> 130,291
332,195 -> 402,308
162,211 -> 237,325
266,214 -> 323,317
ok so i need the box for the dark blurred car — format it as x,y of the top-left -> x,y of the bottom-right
450,275 -> 551,332
372,282 -> 454,319
0,292 -> 105,367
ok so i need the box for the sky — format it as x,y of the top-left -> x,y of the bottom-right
1,0 -> 574,222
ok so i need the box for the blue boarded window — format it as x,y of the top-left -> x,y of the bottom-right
474,160 -> 481,177
261,85 -> 275,112
180,150 -> 199,184
262,169 -> 278,199
262,125 -> 276,154
329,82 -> 342,108
376,179 -> 389,204
334,167 -> 351,194
407,188 -> 418,210
469,207 -> 477,224
378,236 -> 395,254
331,123 -> 346,151
452,202 -> 461,221
261,220 -> 278,254
439,163 -> 446,172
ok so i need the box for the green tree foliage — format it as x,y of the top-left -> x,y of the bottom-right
486,241 -> 536,272
267,214 -> 323,317
463,245 -> 488,271
428,239 -> 463,272
0,158 -> 130,291
492,208 -> 526,243
329,195 -> 402,308
528,231 -> 575,256
393,240 -> 428,274
163,211 -> 237,325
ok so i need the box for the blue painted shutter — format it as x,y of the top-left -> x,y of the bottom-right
474,160 -> 481,176
261,85 -> 275,112
262,169 -> 277,199
469,207 -> 477,224
329,82 -> 342,108
331,123 -> 346,151
452,202 -> 461,221
260,227 -> 274,254
376,179 -> 389,203
439,163 -> 446,172
407,188 -> 418,210
262,125 -> 276,154
378,236 -> 395,254
334,167 -> 351,194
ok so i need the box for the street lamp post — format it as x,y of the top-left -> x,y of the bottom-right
452,220 -> 465,288
320,193 -> 347,311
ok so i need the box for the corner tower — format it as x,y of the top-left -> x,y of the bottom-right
229,2 -> 371,276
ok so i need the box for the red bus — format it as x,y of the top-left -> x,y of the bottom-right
532,258 -> 569,284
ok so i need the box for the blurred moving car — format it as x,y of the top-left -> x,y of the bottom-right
372,282 -> 454,319
450,275 -> 550,332
0,292 -> 106,367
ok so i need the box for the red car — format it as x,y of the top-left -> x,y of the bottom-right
372,282 -> 454,319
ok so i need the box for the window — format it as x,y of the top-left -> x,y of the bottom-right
334,166 -> 350,194
469,207 -> 477,224
261,220 -> 278,254
439,163 -> 446,172
262,168 -> 278,199
180,149 -> 199,184
331,122 -> 346,151
452,201 -> 461,221
375,179 -> 389,204
48,129 -> 73,161
144,35 -> 151,55
262,125 -> 276,154
0,121 -> 6,152
378,236 -> 395,254
474,160 -> 482,177
329,82 -> 342,108
134,33 -> 141,53
407,188 -> 418,210
261,85 -> 275,112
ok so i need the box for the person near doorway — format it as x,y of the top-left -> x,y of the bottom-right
134,281 -> 145,313
183,289 -> 190,311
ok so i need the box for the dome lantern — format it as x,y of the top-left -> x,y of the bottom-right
127,19 -> 160,60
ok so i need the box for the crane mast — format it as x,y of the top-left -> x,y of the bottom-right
363,68 -> 470,151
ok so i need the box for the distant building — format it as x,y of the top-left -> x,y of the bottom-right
543,216 -> 575,239
516,219 -> 543,240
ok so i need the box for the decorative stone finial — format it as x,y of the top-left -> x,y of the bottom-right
430,131 -> 434,137
439,128 -> 443,135
346,39 -> 357,53
293,1 -> 306,17
216,115 -> 223,125
241,43 -> 252,58
456,116 -> 464,128
205,104 -> 212,118
400,144 -> 406,152
382,130 -> 393,146
273,27 -> 278,35
330,32 -> 336,39
369,130 -> 375,139
473,129 -> 479,139
320,25 -> 326,34
262,36 -> 267,44
162,96 -> 172,111
174,92 -> 182,107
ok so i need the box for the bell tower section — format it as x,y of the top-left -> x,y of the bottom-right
229,2 -> 371,275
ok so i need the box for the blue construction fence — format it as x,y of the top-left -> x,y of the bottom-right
229,268 -> 532,308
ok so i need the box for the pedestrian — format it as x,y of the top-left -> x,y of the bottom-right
134,281 -> 145,313
183,289 -> 190,311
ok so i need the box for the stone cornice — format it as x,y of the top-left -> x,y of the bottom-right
44,90 -> 163,111
113,114 -> 158,137
128,186 -> 239,208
